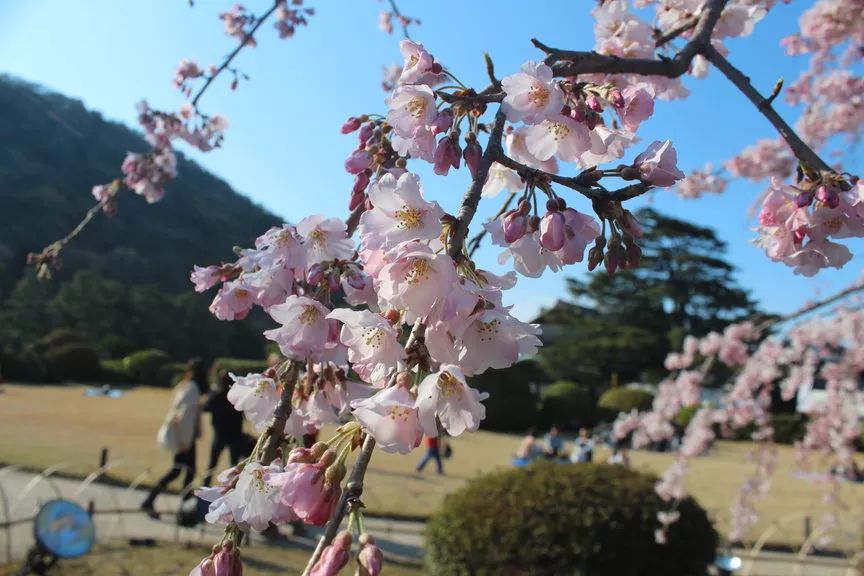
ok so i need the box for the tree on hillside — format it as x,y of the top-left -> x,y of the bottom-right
538,208 -> 760,387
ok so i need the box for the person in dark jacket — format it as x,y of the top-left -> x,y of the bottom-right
201,370 -> 247,486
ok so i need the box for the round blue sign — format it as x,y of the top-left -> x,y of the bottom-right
34,499 -> 95,558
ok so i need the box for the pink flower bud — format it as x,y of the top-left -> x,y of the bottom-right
345,271 -> 366,290
463,139 -> 482,179
502,210 -> 527,243
306,263 -> 325,285
433,136 -> 461,176
345,150 -> 372,175
604,249 -> 618,275
584,112 -> 599,130
815,184 -> 839,208
518,199 -> 531,215
358,123 -> 374,143
570,104 -> 586,123
586,94 -> 603,112
349,190 -> 366,211
610,89 -> 624,109
431,109 -> 454,135
340,116 -> 362,134
358,534 -> 384,576
328,273 -> 341,292
795,189 -> 814,208
587,246 -> 603,271
539,211 -> 566,252
309,531 -> 352,576
352,172 -> 370,195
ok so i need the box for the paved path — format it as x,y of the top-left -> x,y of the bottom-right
0,465 -> 423,565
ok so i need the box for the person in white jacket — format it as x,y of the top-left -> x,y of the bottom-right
141,359 -> 208,518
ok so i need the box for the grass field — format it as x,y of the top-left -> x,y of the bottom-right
2,383 -> 864,548
0,541 -> 422,576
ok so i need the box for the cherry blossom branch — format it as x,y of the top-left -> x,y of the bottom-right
259,361 -> 299,464
701,44 -> 833,174
447,108 -> 508,260
386,0 -> 412,39
301,320 -> 426,575
755,280 -> 864,333
535,0 -> 729,78
653,18 -> 699,49
191,1 -> 281,110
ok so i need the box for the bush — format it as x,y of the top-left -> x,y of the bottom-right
0,348 -> 50,382
209,357 -> 269,379
538,380 -> 596,430
597,387 -> 654,420
44,344 -> 102,382
97,335 -> 137,359
100,359 -> 131,383
34,328 -> 82,352
426,463 -> 717,576
122,349 -> 171,385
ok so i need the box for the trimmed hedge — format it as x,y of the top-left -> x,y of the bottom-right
210,357 -> 269,379
122,349 -> 171,386
44,344 -> 102,382
426,463 -> 717,576
597,387 -> 654,418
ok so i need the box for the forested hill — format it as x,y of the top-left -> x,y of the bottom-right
0,75 -> 280,293
0,76 -> 282,365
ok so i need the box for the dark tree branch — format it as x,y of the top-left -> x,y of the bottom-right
654,18 -> 698,48
259,361 -> 299,464
702,44 -> 832,173
536,0 -> 728,78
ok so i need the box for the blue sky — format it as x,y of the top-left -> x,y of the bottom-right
1,0 -> 860,321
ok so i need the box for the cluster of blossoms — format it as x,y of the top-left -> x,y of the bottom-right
754,176 -> 862,276
219,2 -> 313,45
377,8 -> 420,35
616,288 -> 864,544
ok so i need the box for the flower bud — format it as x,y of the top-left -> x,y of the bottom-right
815,184 -> 839,208
345,271 -> 366,291
349,189 -> 366,211
626,242 -> 642,268
306,263 -> 325,285
539,211 -> 566,252
570,104 -> 586,123
431,108 -> 454,135
545,198 -> 559,212
433,135 -> 461,176
518,199 -> 531,215
603,249 -> 619,276
344,150 -> 372,175
586,94 -> 603,112
502,210 -> 527,243
309,531 -> 352,576
358,534 -> 384,576
358,122 -> 374,143
610,88 -> 625,109
353,171 -> 370,195
340,116 -> 362,134
328,273 -> 341,292
795,189 -> 814,208
463,139 -> 482,179
587,246 -> 603,271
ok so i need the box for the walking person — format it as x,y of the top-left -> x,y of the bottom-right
416,435 -> 444,474
201,370 -> 246,486
141,359 -> 208,518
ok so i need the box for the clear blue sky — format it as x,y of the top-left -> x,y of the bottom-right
1,0 -> 860,321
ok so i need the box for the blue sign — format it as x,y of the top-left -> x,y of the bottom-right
34,499 -> 95,558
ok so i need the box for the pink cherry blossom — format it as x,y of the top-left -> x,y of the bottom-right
264,295 -> 336,359
190,265 -> 224,292
199,461 -> 284,531
618,84 -> 655,131
277,451 -> 341,526
209,279 -> 255,321
386,85 -> 439,138
539,211 -> 566,252
632,140 -> 685,187
524,114 -> 591,163
351,385 -> 423,454
296,215 -> 355,265
501,61 -> 565,124
375,241 -> 457,322
554,208 -> 601,265
227,372 -> 280,431
327,308 -> 407,383
359,172 -> 443,251
398,40 -> 441,86
416,365 -> 488,436
507,126 -> 559,173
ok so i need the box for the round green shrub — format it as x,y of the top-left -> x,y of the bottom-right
598,387 -> 654,416
100,358 -> 131,383
122,349 -> 171,385
35,328 -> 82,352
44,344 -> 102,382
426,463 -> 717,576
539,380 -> 595,429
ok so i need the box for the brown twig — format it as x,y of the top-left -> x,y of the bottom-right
259,361 -> 299,464
755,281 -> 864,334
387,0 -> 412,40
702,44 -> 831,173
654,18 -> 698,48
191,1 -> 282,109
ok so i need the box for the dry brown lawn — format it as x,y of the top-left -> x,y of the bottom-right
2,383 -> 863,548
0,541 -> 422,576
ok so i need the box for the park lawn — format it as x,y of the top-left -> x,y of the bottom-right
0,541 -> 423,576
2,383 -> 863,548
